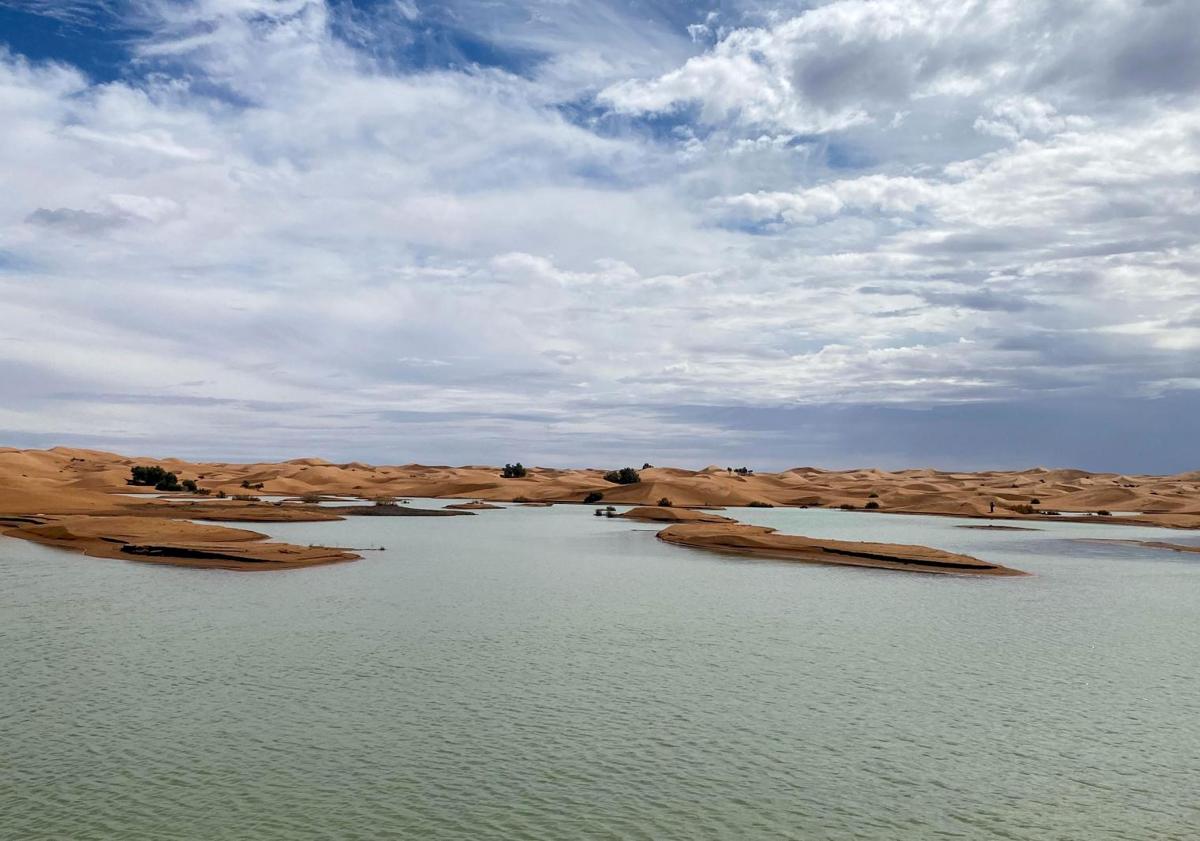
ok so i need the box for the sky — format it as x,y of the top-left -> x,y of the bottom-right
0,0 -> 1197,472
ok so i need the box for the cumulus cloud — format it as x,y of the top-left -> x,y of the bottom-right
599,0 -> 1200,133
0,0 -> 1197,468
716,175 -> 942,225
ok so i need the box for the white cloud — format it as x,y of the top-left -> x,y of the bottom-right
0,0 -> 1198,467
716,175 -> 942,225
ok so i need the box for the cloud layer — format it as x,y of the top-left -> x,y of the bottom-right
0,0 -> 1197,470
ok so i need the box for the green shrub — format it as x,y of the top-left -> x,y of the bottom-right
181,479 -> 198,493
1030,498 -> 1040,504
864,501 -> 880,509
838,503 -> 856,511
868,492 -> 879,498
500,463 -> 527,478
603,467 -> 640,485
747,501 -> 773,508
1097,509 -> 1112,516
154,472 -> 182,492
128,465 -> 170,487
584,491 -> 603,504
658,497 -> 672,507
642,462 -> 653,469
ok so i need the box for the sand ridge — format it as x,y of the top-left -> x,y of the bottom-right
655,522 -> 1027,576
0,446 -> 1196,570
3,447 -> 1195,523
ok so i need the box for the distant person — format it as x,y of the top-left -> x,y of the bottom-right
989,500 -> 995,514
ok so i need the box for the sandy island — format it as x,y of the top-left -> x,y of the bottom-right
0,446 -> 1195,571
656,522 -> 1027,576
618,506 -> 737,524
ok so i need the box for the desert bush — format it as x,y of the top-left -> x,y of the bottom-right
747,501 -> 773,508
1030,498 -> 1040,504
181,479 -> 198,493
868,492 -> 879,499
1012,503 -> 1036,514
603,467 -> 640,485
500,463 -> 527,478
216,490 -> 227,499
1097,509 -> 1112,516
838,503 -> 856,511
584,491 -> 604,504
153,472 -> 182,492
864,501 -> 880,510
658,497 -> 672,507
128,465 -> 170,487
300,493 -> 322,504
642,462 -> 653,469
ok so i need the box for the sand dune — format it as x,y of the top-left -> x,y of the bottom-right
1,448 -> 1196,522
656,523 -> 1026,576
0,447 -> 1196,570
2,515 -> 356,571
618,506 -> 737,524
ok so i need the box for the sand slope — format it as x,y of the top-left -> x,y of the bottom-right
0,447 -> 1196,570
656,523 -> 1026,576
2,447 -> 1195,523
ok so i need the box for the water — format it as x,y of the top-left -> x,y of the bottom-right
2,504 -> 1198,840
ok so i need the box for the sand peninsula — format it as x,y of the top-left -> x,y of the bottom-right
656,521 -> 1025,576
0,447 -> 1196,571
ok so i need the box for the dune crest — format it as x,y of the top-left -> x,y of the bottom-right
656,523 -> 1027,576
0,447 -> 1196,570
1,446 -> 1196,524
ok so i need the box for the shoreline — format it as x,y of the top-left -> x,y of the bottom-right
0,446 -> 1195,571
655,521 -> 1028,576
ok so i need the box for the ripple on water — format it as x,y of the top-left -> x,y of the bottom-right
2,508 -> 1199,840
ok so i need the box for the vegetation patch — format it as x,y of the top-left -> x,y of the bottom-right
603,467 -> 640,485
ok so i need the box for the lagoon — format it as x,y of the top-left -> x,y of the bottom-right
2,505 -> 1198,840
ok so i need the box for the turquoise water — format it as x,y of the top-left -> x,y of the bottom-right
2,504 -> 1199,840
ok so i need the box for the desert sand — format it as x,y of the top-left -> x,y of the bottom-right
0,446 -> 1195,570
656,522 -> 1026,575
618,506 -> 738,524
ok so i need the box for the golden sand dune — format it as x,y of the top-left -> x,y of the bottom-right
618,506 -> 737,524
1,515 -> 357,571
656,523 -> 1027,575
1,448 -> 1196,521
0,447 -> 1197,571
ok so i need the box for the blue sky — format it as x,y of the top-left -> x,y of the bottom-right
0,0 -> 1198,471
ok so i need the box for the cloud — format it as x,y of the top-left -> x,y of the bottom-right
598,0 -> 1200,134
715,174 -> 941,225
0,0 -> 1197,468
